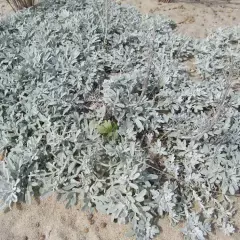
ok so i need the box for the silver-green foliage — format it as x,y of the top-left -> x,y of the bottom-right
0,0 -> 239,239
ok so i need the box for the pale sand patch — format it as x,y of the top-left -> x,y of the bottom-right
0,195 -> 239,240
0,195 -> 135,240
0,0 -> 12,18
119,0 -> 240,38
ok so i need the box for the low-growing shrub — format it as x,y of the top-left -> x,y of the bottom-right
0,0 -> 239,239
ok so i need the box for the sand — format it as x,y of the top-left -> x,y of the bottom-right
1,195 -> 240,240
0,0 -> 11,18
0,196 -> 135,240
119,0 -> 240,38
0,0 -> 240,239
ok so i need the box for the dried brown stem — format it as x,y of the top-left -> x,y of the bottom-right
140,21 -> 156,99
6,0 -> 36,11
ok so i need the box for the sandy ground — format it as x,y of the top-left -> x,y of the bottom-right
119,0 -> 240,38
0,195 -> 240,240
0,196 -> 135,240
0,0 -> 240,240
0,0 -> 12,17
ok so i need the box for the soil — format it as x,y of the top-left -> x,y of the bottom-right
119,0 -> 240,38
0,0 -> 11,18
0,0 -> 240,240
0,195 -> 240,240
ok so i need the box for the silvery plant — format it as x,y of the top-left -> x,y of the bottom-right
0,0 -> 239,239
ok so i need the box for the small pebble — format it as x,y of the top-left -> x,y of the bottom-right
36,222 -> 40,227
100,222 -> 107,228
16,202 -> 23,211
89,219 -> 95,225
87,213 -> 93,220
39,234 -> 46,240
95,226 -> 99,232
83,227 -> 89,233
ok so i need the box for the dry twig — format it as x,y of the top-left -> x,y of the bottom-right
6,0 -> 36,12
